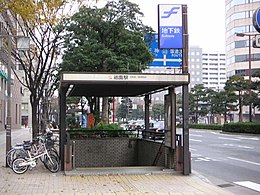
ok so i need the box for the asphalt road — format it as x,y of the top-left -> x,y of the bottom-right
189,128 -> 260,195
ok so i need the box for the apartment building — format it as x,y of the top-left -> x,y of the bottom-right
188,47 -> 227,91
189,47 -> 203,89
0,12 -> 24,131
226,0 -> 260,78
202,52 -> 226,91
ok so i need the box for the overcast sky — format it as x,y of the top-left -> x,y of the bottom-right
95,0 -> 226,52
128,0 -> 226,52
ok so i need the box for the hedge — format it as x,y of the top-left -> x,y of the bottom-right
177,122 -> 260,134
222,122 -> 260,134
177,123 -> 223,130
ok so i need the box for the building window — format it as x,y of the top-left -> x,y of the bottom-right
21,103 -> 29,111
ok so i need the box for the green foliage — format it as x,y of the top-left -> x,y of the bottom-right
67,123 -> 133,138
223,122 -> 260,134
91,123 -> 123,130
189,84 -> 208,123
116,97 -> 137,120
59,0 -> 154,74
177,123 -> 223,130
152,104 -> 164,120
224,75 -> 250,122
252,70 -> 260,109
66,114 -> 80,129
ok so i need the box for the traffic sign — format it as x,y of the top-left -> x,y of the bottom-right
254,34 -> 260,47
147,33 -> 182,67
253,7 -> 260,33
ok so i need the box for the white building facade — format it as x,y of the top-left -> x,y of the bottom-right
202,52 -> 226,91
226,0 -> 260,78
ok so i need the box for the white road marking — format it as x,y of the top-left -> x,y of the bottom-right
194,130 -> 203,133
195,157 -> 219,162
190,139 -> 202,142
238,145 -> 254,149
218,137 -> 241,141
224,143 -> 254,149
228,157 -> 260,166
224,143 -> 234,147
195,157 -> 211,162
189,148 -> 197,151
190,134 -> 202,137
237,137 -> 259,141
234,181 -> 260,193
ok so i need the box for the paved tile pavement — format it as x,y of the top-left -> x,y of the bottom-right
0,128 -> 233,194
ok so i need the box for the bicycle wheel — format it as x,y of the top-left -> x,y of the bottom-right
6,149 -> 15,168
6,149 -> 27,168
49,148 -> 60,161
12,158 -> 28,174
43,154 -> 59,173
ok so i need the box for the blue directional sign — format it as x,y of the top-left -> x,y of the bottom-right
147,33 -> 182,67
253,7 -> 260,33
158,4 -> 183,49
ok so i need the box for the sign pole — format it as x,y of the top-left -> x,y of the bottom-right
5,36 -> 12,167
182,4 -> 190,175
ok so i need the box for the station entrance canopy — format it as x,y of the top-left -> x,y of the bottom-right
60,72 -> 189,97
59,72 -> 190,174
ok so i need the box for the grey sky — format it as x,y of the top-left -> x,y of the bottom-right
129,0 -> 226,52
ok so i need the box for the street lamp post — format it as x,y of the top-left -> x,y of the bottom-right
0,35 -> 30,166
236,33 -> 255,122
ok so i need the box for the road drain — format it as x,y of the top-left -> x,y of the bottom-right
217,183 -> 234,188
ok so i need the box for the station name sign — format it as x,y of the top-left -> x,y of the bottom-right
63,73 -> 189,83
158,4 -> 183,49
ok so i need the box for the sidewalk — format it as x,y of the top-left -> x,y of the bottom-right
0,128 -> 233,194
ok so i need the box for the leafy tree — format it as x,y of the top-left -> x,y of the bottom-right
59,0 -> 154,124
116,97 -> 133,122
116,103 -> 127,122
132,105 -> 144,120
152,104 -> 164,120
0,0 -> 94,137
224,75 -> 250,122
252,71 -> 260,110
189,84 -> 207,124
203,88 -> 217,124
213,90 -> 237,123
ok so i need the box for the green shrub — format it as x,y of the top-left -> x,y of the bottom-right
67,123 -> 129,138
177,123 -> 223,130
223,122 -> 260,134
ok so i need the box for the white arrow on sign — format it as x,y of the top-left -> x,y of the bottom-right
154,54 -> 182,65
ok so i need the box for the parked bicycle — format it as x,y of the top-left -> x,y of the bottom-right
6,141 -> 29,168
7,129 -> 59,172
12,139 -> 59,174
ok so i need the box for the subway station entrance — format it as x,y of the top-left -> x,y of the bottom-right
59,72 -> 190,175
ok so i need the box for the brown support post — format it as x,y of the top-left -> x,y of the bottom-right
59,86 -> 67,171
144,95 -> 150,139
169,87 -> 176,149
182,4 -> 190,175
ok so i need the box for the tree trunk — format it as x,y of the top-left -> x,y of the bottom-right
239,94 -> 243,122
101,97 -> 109,124
30,95 -> 40,138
